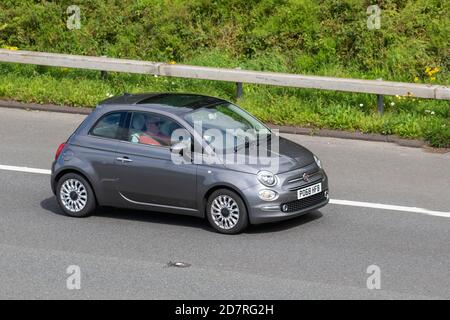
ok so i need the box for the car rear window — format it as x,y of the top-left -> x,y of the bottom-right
90,112 -> 127,140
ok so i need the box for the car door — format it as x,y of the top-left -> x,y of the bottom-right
113,111 -> 198,213
75,110 -> 128,206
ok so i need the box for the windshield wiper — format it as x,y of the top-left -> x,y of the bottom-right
234,134 -> 271,152
256,134 -> 271,147
234,139 -> 254,153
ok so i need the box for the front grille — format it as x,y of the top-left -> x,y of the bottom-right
287,178 -> 323,191
281,191 -> 327,213
287,170 -> 320,184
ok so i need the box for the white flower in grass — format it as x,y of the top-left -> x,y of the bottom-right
359,103 -> 364,107
390,102 -> 395,106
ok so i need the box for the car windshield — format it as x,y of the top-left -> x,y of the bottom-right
184,102 -> 271,152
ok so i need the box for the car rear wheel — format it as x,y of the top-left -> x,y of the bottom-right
56,173 -> 96,217
206,189 -> 248,234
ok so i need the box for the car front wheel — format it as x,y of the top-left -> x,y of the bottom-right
206,189 -> 248,234
56,173 -> 96,217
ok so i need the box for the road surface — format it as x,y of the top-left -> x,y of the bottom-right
0,107 -> 449,299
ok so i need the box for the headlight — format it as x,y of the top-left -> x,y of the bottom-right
314,155 -> 322,169
258,189 -> 279,201
257,170 -> 278,187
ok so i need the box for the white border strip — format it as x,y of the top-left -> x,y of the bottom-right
1,164 -> 449,217
329,199 -> 450,218
0,164 -> 51,175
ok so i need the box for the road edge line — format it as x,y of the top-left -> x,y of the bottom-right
329,199 -> 450,218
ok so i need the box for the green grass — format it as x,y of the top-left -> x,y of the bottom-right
0,0 -> 449,147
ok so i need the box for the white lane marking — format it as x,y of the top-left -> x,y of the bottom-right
0,164 -> 51,175
329,199 -> 450,218
0,164 -> 449,217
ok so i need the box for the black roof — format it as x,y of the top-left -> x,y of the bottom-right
98,93 -> 227,114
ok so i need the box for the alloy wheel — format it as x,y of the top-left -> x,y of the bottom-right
60,178 -> 88,213
210,195 -> 240,230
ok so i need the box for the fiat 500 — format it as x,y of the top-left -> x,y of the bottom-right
51,93 -> 329,234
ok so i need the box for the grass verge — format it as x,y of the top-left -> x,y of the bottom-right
0,63 -> 448,147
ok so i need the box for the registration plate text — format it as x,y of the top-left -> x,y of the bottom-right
297,183 -> 322,199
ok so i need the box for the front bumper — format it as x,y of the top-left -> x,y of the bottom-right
249,193 -> 329,224
244,165 -> 329,224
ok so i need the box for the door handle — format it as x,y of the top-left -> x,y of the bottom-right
116,157 -> 133,163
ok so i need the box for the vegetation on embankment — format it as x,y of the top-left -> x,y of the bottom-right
0,0 -> 448,146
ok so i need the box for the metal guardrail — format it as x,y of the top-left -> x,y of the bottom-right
1,49 -> 449,108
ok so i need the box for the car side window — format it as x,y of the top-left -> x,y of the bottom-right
128,112 -> 184,147
90,112 -> 127,140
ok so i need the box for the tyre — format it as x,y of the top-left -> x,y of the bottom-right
56,173 -> 96,217
206,189 -> 248,234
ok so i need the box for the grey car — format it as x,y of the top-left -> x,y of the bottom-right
51,93 -> 329,234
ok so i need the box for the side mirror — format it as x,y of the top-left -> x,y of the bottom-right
170,141 -> 190,158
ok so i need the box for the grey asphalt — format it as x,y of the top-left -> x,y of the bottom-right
0,107 -> 449,299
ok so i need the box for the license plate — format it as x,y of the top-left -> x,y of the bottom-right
297,183 -> 322,199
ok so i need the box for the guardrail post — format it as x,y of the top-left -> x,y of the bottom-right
235,67 -> 243,99
377,94 -> 384,114
376,78 -> 383,115
100,55 -> 108,80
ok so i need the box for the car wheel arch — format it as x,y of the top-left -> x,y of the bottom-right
201,184 -> 250,220
54,169 -> 98,205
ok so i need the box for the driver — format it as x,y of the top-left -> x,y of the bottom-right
144,116 -> 171,145
130,114 -> 162,146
